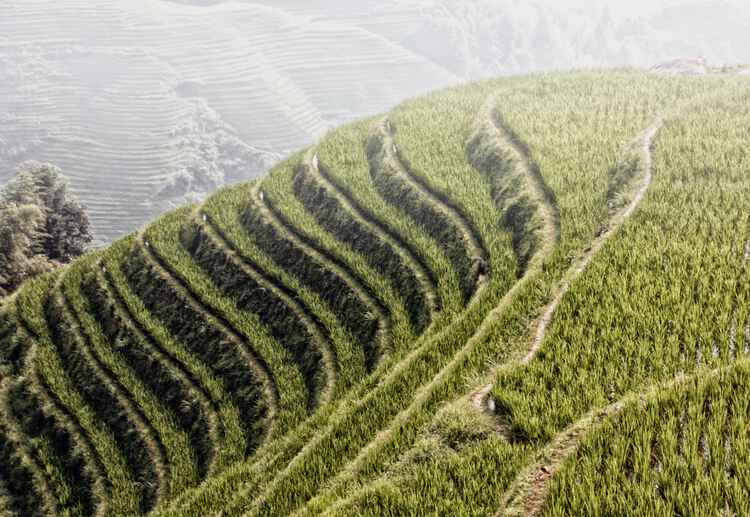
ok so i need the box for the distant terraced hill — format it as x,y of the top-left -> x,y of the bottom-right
2,71 -> 750,516
0,0 -> 457,245
5,0 -> 750,247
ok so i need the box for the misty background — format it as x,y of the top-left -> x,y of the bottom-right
2,0 -> 748,245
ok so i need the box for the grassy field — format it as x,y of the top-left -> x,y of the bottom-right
1,70 -> 749,516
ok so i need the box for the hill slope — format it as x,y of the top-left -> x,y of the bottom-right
1,71 -> 750,516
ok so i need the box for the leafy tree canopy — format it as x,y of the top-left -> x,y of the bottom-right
0,162 -> 92,297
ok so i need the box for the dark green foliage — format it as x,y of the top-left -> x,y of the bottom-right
82,275 -> 214,478
4,162 -> 92,263
0,423 -> 44,517
0,203 -> 49,297
0,162 -> 92,297
242,202 -> 381,370
8,381 -> 93,516
293,165 -> 431,334
123,245 -> 266,455
0,312 -> 23,375
184,222 -> 325,410
44,292 -> 157,513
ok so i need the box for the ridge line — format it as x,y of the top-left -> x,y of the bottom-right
307,151 -> 440,325
249,182 -> 391,365
471,116 -> 663,413
135,230 -> 280,445
489,116 -> 664,514
298,97 -> 565,515
498,360 -> 737,516
195,207 -> 338,408
56,274 -> 170,509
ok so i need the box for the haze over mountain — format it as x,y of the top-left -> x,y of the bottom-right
2,0 -> 747,245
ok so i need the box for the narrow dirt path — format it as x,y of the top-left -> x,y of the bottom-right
307,151 -> 440,326
498,360 -> 738,517
194,207 -> 338,407
471,118 -> 663,412
292,99 -> 564,514
491,118 -> 664,515
250,182 -> 391,362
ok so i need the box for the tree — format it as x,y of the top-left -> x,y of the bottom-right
0,162 -> 92,297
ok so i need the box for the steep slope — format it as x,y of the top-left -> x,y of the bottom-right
1,71 -> 749,516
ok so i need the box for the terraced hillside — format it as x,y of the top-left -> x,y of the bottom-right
2,71 -> 750,516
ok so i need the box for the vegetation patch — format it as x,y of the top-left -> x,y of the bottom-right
2,72 -> 750,516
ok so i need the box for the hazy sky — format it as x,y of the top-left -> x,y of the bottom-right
532,0 -> 741,15
3,0 -> 747,244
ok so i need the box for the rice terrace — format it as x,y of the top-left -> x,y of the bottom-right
2,70 -> 750,516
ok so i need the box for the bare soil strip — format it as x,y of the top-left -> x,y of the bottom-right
499,363 -> 735,516
296,100 -> 565,513
175,96 -> 561,516
472,118 -> 662,412
196,208 -> 338,407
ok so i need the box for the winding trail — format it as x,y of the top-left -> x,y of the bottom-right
293,99 -> 564,515
194,207 -> 338,407
488,118 -> 664,514
471,118 -> 663,412
378,119 -> 490,292
136,231 -> 279,446
250,182 -> 391,362
498,361 -> 739,516
306,151 -> 440,326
